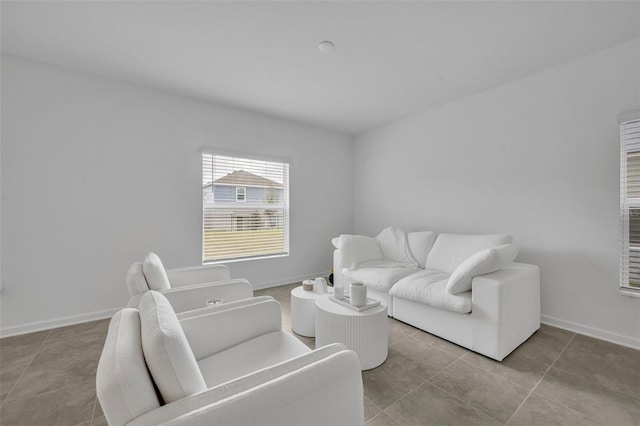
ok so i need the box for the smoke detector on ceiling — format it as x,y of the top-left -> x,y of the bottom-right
318,41 -> 334,52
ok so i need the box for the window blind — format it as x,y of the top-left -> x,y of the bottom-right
202,153 -> 289,263
620,119 -> 640,292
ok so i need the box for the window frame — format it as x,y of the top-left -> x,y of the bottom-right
235,186 -> 246,202
201,149 -> 290,264
619,110 -> 640,297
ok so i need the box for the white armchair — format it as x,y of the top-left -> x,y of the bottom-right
97,291 -> 364,426
126,252 -> 253,312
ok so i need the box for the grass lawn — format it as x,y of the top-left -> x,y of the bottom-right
204,228 -> 285,261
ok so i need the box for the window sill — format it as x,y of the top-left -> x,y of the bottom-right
619,287 -> 640,298
203,253 -> 289,265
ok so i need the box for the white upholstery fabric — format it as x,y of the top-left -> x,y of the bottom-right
96,309 -> 160,426
426,233 -> 512,274
390,269 -> 472,314
159,279 -> 253,313
128,347 -> 364,426
139,291 -> 207,403
180,298 -> 282,361
344,264 -> 418,292
142,252 -> 171,291
339,234 -> 383,268
198,331 -> 311,388
447,244 -> 519,294
331,236 -> 341,249
126,262 -> 149,296
99,296 -> 365,425
375,226 -> 417,266
407,231 -> 436,269
166,264 -> 230,287
176,295 -> 275,321
392,263 -> 540,361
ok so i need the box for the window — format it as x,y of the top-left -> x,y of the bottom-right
236,187 -> 246,202
202,152 -> 289,263
620,113 -> 640,295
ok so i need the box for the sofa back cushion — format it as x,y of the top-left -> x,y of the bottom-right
139,291 -> 207,403
446,244 -> 519,294
142,252 -> 171,291
407,231 -> 436,269
96,309 -> 160,426
339,234 -> 383,269
126,262 -> 150,296
375,227 -> 417,265
426,233 -> 512,274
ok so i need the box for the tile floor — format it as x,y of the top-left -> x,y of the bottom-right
1,282 -> 638,425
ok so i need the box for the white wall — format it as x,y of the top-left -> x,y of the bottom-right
353,39 -> 640,348
0,55 -> 353,336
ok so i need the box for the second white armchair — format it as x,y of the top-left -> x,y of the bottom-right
126,252 -> 253,312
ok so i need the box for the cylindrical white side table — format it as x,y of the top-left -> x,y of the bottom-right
315,294 -> 388,370
291,286 -> 331,337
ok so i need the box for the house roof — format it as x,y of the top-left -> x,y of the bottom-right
206,170 -> 283,189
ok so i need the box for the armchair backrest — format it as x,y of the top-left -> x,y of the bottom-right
426,233 -> 512,273
126,253 -> 172,296
126,262 -> 150,296
96,308 -> 161,426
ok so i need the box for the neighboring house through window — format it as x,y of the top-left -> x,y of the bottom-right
202,152 -> 289,263
619,111 -> 640,296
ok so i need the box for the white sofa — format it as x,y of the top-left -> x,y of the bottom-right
97,291 -> 364,426
126,252 -> 253,313
332,227 -> 540,361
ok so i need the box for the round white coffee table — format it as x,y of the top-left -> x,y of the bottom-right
291,286 -> 332,337
314,294 -> 388,370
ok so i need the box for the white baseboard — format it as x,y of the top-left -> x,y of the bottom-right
0,271 -> 331,338
0,307 -> 120,338
252,270 -> 331,291
541,314 -> 640,350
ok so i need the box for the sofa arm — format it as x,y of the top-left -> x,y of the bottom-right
471,262 -> 540,360
152,279 -> 253,313
128,345 -> 364,426
166,264 -> 231,287
179,298 -> 282,360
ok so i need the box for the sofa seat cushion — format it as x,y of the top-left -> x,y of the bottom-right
198,331 -> 310,388
343,261 -> 419,292
389,269 -> 472,314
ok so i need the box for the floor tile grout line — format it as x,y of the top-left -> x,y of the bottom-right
454,354 -> 541,394
429,381 -> 506,425
504,333 -> 576,425
89,396 -> 98,425
0,329 -> 53,409
378,350 -> 472,424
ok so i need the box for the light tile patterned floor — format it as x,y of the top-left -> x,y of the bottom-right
1,282 -> 638,425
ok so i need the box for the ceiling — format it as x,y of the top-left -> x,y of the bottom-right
2,1 -> 639,135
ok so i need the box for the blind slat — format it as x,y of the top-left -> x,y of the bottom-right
203,153 -> 289,263
620,119 -> 640,292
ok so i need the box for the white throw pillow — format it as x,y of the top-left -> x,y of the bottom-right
139,291 -> 207,403
142,252 -> 171,291
376,227 -> 417,265
446,244 -> 518,294
339,234 -> 383,269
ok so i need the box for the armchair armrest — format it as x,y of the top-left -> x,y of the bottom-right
128,344 -> 364,426
176,296 -> 275,321
157,279 -> 253,313
179,298 -> 282,360
471,262 -> 540,360
166,264 -> 231,287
